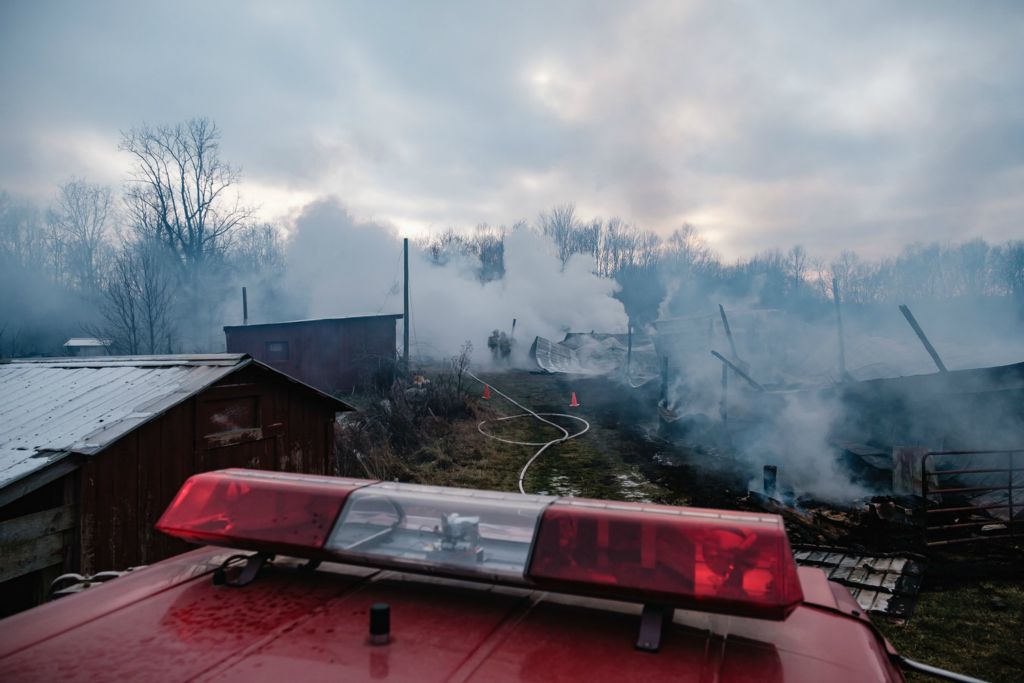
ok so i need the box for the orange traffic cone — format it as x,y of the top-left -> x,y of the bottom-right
569,391 -> 579,408
483,384 -> 491,400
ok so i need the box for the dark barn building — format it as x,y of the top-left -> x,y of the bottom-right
224,314 -> 403,395
0,354 -> 353,615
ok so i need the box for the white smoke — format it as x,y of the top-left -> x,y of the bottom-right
280,198 -> 627,362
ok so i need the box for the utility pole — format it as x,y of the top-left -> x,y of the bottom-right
403,238 -> 410,373
242,286 -> 248,325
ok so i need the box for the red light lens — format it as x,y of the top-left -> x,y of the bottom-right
156,469 -> 374,554
526,499 -> 803,619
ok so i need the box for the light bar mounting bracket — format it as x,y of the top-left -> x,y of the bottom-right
213,552 -> 273,588
635,603 -> 675,653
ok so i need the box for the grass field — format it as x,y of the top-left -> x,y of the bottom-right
876,579 -> 1024,682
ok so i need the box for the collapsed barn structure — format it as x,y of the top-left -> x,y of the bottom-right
530,304 -> 1023,548
668,306 -> 1024,548
0,354 -> 353,616
831,361 -> 1024,545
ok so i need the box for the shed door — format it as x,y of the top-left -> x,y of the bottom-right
197,436 -> 278,471
196,384 -> 283,472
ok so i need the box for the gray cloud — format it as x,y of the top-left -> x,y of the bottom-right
1,0 -> 1022,258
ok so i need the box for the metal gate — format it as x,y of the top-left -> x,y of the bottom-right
921,449 -> 1023,546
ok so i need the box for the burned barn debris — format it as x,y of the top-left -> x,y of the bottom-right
735,364 -> 1024,547
835,363 -> 1024,546
649,301 -> 1024,549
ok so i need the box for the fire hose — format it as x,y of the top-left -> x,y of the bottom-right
466,370 -> 590,494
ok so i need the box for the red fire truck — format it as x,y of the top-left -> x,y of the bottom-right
0,469 -> 976,681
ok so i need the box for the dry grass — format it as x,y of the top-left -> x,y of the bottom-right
876,580 -> 1024,682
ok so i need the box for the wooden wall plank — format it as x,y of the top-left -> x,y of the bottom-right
78,459 -> 98,575
0,505 -> 76,545
0,532 -> 63,583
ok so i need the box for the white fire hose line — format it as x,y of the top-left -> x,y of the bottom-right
466,370 -> 590,495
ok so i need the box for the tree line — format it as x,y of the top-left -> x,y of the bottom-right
423,203 -> 1024,326
0,118 -> 284,357
3,117 -> 1022,357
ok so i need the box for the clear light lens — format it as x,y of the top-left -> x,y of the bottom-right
325,482 -> 553,582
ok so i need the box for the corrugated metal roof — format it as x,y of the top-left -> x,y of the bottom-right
0,355 -> 250,492
63,338 -> 112,347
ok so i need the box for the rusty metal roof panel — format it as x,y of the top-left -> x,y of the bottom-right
793,546 -> 925,618
0,356 -> 250,492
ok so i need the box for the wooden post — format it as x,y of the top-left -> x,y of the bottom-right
711,350 -> 765,391
763,465 -> 778,498
627,322 -> 633,372
403,238 -> 410,373
899,304 -> 947,373
242,286 -> 248,325
831,278 -> 846,379
720,364 -> 728,422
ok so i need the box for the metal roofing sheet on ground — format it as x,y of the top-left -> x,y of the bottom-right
0,355 -> 248,492
793,546 -> 926,618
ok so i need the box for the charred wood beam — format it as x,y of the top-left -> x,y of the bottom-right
898,304 -> 948,373
718,304 -> 740,361
711,350 -> 765,391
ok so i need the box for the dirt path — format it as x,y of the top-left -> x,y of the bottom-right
471,369 -> 745,505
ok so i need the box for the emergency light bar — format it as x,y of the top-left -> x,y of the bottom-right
157,469 -> 803,620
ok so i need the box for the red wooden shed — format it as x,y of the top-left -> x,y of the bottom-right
224,315 -> 403,395
0,354 -> 353,615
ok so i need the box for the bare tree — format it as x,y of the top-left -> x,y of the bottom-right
100,249 -> 141,354
538,204 -> 579,267
662,224 -> 713,275
99,240 -> 176,354
785,245 -> 808,294
998,241 -> 1024,298
120,118 -> 252,272
48,180 -> 112,291
230,222 -> 285,274
0,191 -> 48,270
829,249 -> 860,302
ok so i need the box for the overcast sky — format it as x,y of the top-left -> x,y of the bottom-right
1,0 -> 1022,259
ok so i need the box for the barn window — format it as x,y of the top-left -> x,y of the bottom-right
265,341 -> 289,360
200,396 -> 260,435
